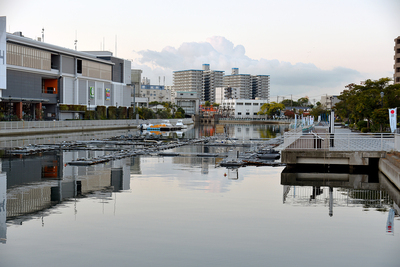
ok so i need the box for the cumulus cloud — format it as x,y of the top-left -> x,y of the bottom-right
131,36 -> 362,97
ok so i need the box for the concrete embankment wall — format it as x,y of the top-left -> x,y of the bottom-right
379,154 -> 400,190
0,118 -> 194,136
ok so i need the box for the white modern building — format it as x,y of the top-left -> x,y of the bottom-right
220,99 -> 268,118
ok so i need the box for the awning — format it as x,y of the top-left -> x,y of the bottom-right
0,97 -> 50,103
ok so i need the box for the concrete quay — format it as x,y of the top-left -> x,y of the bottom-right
0,118 -> 194,137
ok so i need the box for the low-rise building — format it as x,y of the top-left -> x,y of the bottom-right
220,99 -> 268,118
140,84 -> 171,103
174,91 -> 199,116
0,17 -> 135,120
320,95 -> 340,109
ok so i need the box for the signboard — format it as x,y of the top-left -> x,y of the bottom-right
105,88 -> 110,101
89,86 -> 94,99
0,17 -> 6,91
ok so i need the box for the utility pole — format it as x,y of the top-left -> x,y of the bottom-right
291,94 -> 293,108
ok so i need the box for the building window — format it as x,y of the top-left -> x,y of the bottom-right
253,103 -> 259,105
254,113 -> 257,115
237,103 -> 243,105
77,59 -> 82,74
238,112 -> 242,115
245,103 -> 251,105
246,112 -> 250,115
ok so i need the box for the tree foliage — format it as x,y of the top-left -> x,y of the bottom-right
335,78 -> 400,131
258,102 -> 285,116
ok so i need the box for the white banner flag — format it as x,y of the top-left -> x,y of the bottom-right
389,108 -> 397,133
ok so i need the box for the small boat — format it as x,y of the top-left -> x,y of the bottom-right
220,159 -> 245,167
256,149 -> 280,160
175,120 -> 187,129
162,120 -> 173,127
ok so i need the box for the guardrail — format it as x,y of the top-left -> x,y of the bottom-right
283,132 -> 396,152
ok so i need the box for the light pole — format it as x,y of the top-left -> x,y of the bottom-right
8,96 -> 11,121
57,100 -> 60,120
88,99 -> 90,120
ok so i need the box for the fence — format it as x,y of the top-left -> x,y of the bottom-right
283,131 -> 397,152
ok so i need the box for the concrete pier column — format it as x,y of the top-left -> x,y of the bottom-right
15,102 -> 23,119
35,103 -> 42,120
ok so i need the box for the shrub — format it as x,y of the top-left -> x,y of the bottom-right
356,120 -> 368,130
96,106 -> 107,120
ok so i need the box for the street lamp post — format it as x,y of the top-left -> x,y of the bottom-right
57,100 -> 60,120
88,99 -> 90,120
8,96 -> 11,121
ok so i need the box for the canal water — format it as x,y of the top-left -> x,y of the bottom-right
0,124 -> 399,267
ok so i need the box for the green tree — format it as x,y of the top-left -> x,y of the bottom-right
310,102 -> 328,118
204,101 -> 211,107
335,78 -> 400,131
258,102 -> 285,117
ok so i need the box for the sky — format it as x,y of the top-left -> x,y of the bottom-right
1,0 -> 399,102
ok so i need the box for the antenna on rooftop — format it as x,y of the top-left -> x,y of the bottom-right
103,37 -> 105,51
74,30 -> 78,50
41,28 -> 44,42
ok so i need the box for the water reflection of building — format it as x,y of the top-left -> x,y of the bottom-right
3,150 -> 137,225
224,124 -> 286,140
281,168 -> 397,217
0,129 -> 139,149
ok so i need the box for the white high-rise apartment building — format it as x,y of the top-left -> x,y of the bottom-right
173,66 -> 270,103
223,68 -> 270,101
173,64 -> 224,103
251,75 -> 270,100
202,64 -> 224,103
223,68 -> 252,99
394,36 -> 400,84
172,69 -> 203,98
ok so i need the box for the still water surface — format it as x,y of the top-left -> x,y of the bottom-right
1,124 -> 399,266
